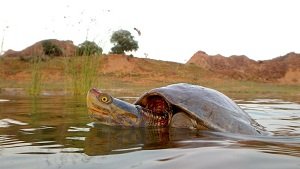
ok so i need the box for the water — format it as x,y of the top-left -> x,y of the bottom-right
0,95 -> 299,169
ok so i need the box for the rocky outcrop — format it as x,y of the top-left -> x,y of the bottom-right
2,39 -> 77,58
187,51 -> 300,83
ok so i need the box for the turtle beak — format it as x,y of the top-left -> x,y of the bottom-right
89,88 -> 101,97
87,88 -> 142,127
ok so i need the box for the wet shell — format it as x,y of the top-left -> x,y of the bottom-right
135,83 -> 265,135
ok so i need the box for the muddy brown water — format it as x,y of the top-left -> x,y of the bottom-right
0,94 -> 299,169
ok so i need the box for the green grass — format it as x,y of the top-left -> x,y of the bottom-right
65,55 -> 100,95
28,57 -> 42,96
204,80 -> 300,100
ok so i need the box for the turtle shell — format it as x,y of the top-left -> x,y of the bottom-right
134,83 -> 265,135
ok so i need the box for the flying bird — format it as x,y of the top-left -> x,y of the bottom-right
134,27 -> 141,36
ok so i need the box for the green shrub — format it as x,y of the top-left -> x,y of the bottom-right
42,40 -> 62,57
77,40 -> 102,56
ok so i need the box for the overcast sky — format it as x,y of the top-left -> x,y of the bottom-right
1,0 -> 299,63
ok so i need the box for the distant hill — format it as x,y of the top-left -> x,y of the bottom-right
1,38 -> 300,85
186,51 -> 300,83
2,39 -> 77,58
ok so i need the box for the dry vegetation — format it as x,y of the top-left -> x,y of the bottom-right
1,54 -> 300,100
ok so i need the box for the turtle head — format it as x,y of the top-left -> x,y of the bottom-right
87,89 -> 173,127
87,88 -> 141,126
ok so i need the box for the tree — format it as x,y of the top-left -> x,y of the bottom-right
110,29 -> 138,54
77,40 -> 103,56
42,40 -> 62,56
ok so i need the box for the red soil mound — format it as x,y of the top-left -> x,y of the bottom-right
2,39 -> 77,58
187,51 -> 300,83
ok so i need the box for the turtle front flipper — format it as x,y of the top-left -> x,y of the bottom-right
170,112 -> 197,129
170,112 -> 210,130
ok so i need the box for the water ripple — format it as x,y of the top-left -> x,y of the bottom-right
0,118 -> 28,127
0,95 -> 299,168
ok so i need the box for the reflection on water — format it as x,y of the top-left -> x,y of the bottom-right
239,99 -> 300,136
0,95 -> 299,169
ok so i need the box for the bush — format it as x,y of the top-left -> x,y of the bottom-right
42,40 -> 62,56
77,40 -> 103,56
110,29 -> 138,54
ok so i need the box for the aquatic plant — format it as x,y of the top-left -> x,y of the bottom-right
65,54 -> 100,95
29,56 -> 42,96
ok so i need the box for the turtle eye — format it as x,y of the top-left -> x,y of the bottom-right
101,97 -> 108,102
98,94 -> 112,104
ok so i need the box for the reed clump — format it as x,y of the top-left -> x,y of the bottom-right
65,55 -> 100,95
29,56 -> 42,96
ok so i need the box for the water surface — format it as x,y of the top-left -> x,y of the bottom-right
0,95 -> 299,169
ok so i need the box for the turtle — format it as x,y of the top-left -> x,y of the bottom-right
87,83 -> 266,135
